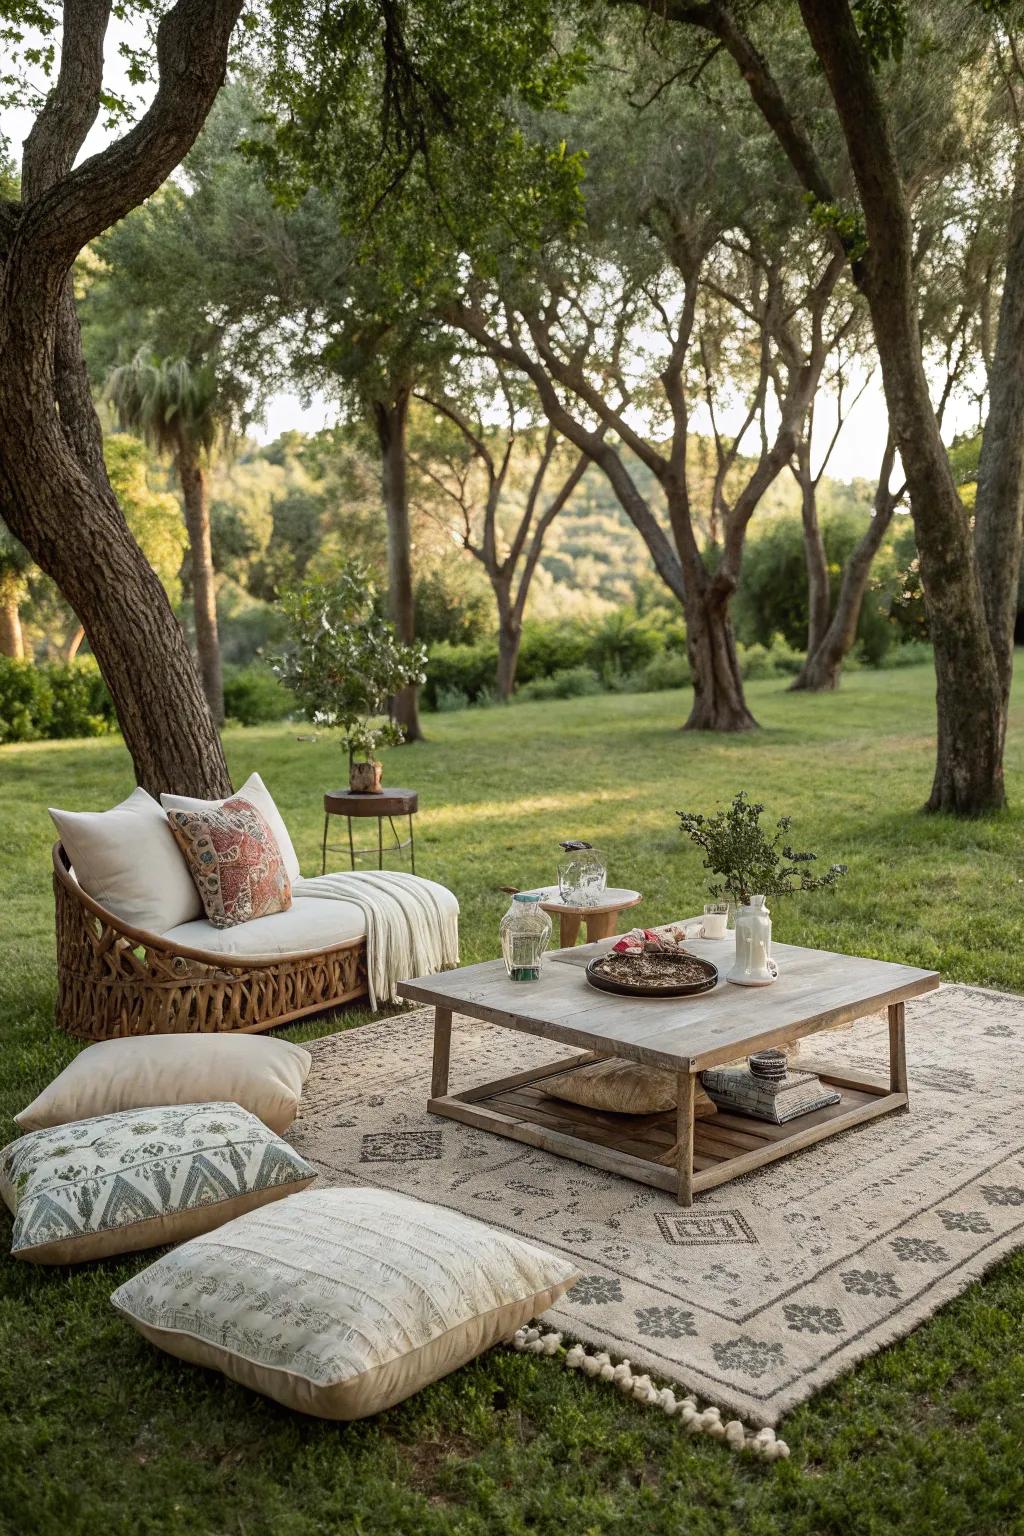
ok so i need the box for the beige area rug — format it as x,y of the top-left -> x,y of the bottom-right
291,985 -> 1024,1426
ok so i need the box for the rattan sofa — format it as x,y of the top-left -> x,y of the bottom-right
53,842 -> 368,1040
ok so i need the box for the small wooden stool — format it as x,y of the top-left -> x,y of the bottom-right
524,887 -> 642,948
322,788 -> 418,874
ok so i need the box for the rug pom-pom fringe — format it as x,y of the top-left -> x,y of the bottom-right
509,1332 -> 790,1461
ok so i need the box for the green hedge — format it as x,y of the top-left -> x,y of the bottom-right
0,657 -> 116,743
222,664 -> 295,725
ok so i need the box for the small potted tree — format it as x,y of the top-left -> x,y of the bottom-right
276,563 -> 427,792
678,792 -> 847,985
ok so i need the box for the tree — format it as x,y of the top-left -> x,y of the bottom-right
107,353 -> 236,724
410,369 -> 592,697
0,1 -> 243,795
0,524 -> 30,658
619,0 -> 1024,811
449,58 -> 848,729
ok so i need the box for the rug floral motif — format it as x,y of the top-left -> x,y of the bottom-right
293,985 -> 1024,1425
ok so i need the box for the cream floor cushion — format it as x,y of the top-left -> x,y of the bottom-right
1,1103 -> 316,1264
15,1035 -> 313,1135
161,772 -> 301,885
162,895 -> 367,957
111,1187 -> 580,1419
50,785 -> 202,932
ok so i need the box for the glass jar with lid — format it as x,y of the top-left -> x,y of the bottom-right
556,840 -> 607,908
499,893 -> 552,982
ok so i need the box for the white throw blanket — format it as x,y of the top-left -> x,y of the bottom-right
293,871 -> 459,1010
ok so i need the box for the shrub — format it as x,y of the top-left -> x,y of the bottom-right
869,638 -> 933,669
434,684 -> 471,713
47,657 -> 115,738
586,608 -> 664,682
633,651 -> 692,692
516,621 -> 591,684
423,639 -> 499,708
223,664 -> 294,725
0,658 -> 52,743
516,665 -> 603,701
737,633 -> 804,680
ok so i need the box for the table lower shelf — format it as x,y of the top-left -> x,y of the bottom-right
428,1055 -> 907,1199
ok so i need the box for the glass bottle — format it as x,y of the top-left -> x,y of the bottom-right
500,893 -> 553,982
556,840 -> 607,907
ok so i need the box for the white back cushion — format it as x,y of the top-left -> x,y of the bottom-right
161,772 -> 301,883
50,785 -> 201,932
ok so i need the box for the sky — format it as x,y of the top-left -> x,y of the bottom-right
2,16 -> 974,489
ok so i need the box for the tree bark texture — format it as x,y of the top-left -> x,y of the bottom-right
0,0 -> 240,797
179,450 -> 224,726
0,593 -> 24,658
797,0 -> 1005,812
495,583 -> 522,702
974,156 -> 1024,739
793,441 -> 831,667
373,388 -> 423,742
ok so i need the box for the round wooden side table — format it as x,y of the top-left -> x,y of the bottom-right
322,788 -> 418,874
526,886 -> 643,947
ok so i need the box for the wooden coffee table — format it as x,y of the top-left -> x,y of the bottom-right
398,931 -> 938,1206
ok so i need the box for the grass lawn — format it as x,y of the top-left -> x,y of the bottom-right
2,664 -> 1024,1536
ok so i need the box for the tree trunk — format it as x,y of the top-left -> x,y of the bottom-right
683,576 -> 757,731
974,155 -> 1024,745
178,448 -> 224,727
373,388 -> 422,742
797,0 -> 1005,814
791,442 -> 900,693
66,623 -> 85,661
495,585 -> 522,700
0,0 -> 240,798
0,579 -> 24,658
794,445 -> 831,669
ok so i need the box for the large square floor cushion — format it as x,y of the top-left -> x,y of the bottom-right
1,1103 -> 315,1265
15,1035 -> 313,1136
49,785 -> 201,932
111,1187 -> 580,1419
162,773 -> 301,885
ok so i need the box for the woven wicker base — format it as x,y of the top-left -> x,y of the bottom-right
53,844 -> 368,1039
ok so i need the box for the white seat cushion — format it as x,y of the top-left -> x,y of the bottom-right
161,772 -> 301,884
163,895 -> 367,957
50,785 -> 202,932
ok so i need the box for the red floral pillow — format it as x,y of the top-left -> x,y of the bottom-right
166,797 -> 292,929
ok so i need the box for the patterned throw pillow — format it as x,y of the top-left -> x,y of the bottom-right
166,797 -> 291,929
111,1187 -> 580,1419
1,1102 -> 315,1264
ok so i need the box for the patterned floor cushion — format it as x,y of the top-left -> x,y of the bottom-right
111,1187 -> 580,1418
1,1103 -> 315,1264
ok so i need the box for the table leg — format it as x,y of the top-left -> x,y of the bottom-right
378,815 -> 384,869
585,909 -> 619,943
347,816 -> 356,871
431,1006 -> 453,1099
559,911 -> 583,947
676,1070 -> 695,1207
321,814 -> 329,876
409,813 -> 415,874
888,1001 -> 908,1097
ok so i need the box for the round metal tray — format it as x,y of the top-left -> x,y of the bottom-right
585,952 -> 719,999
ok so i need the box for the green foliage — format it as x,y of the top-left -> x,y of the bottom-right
853,0 -> 908,66
275,564 -> 427,762
104,435 -> 189,603
739,634 -> 805,680
0,657 -> 114,742
678,791 -> 848,908
586,607 -> 664,683
106,352 -> 233,462
414,569 -> 492,647
517,664 -> 603,701
422,638 -> 500,708
222,664 -> 294,726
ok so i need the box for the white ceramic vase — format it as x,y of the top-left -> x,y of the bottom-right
727,895 -> 778,987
